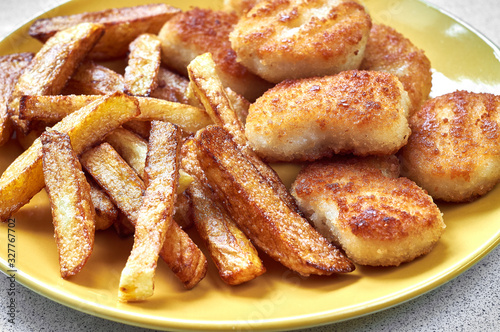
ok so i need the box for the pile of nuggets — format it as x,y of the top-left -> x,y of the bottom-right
1,0 -> 500,302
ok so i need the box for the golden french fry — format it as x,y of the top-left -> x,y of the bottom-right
0,92 -> 139,222
28,4 -> 181,60
182,139 -> 265,285
187,52 -> 299,213
173,191 -> 193,229
41,129 -> 95,278
122,120 -> 152,139
9,23 -> 105,133
124,34 -> 161,97
20,95 -> 211,134
151,66 -> 190,104
87,176 -> 117,231
63,60 -> 125,95
195,125 -> 356,276
118,121 -> 181,302
0,53 -> 34,146
105,128 -> 148,179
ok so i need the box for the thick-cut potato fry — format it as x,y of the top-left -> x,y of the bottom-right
0,92 -> 139,222
105,128 -> 148,179
63,60 -> 125,95
28,4 -> 181,60
87,176 -> 117,231
151,67 -> 190,104
9,23 -> 105,134
182,139 -> 265,285
124,34 -> 161,97
122,120 -> 152,139
195,125 -> 355,276
0,53 -> 34,146
81,141 -> 206,288
118,121 -> 181,302
41,129 -> 95,278
20,95 -> 211,134
187,53 -> 299,213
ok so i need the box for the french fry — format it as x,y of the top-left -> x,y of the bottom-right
20,95 -> 211,134
182,139 -> 265,285
87,176 -> 117,231
81,141 -> 206,288
124,34 -> 161,97
63,60 -> 125,95
122,120 -> 151,140
0,53 -> 34,146
0,92 -> 139,222
118,121 -> 181,302
195,125 -> 355,276
41,129 -> 95,278
105,128 -> 148,178
28,4 -> 181,60
151,67 -> 190,104
187,52 -> 299,214
9,23 -> 105,134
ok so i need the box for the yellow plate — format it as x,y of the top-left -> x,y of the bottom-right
1,0 -> 500,331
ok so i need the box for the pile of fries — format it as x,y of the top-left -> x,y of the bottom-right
0,3 -> 356,302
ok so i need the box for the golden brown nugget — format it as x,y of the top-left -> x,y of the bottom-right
182,139 -> 266,285
41,130 -> 95,278
399,90 -> 500,202
291,157 -> 445,267
124,34 -> 161,97
62,60 -> 125,95
158,8 -> 271,101
0,92 -> 139,222
361,24 -> 432,116
245,70 -> 411,162
229,0 -> 372,83
118,122 -> 181,302
0,53 -> 34,146
196,125 -> 355,276
29,4 -> 181,60
9,23 -> 105,134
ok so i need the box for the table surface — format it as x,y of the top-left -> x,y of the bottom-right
0,0 -> 499,331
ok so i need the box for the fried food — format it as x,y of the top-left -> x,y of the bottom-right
87,176 -> 117,231
291,157 -> 445,266
223,0 -> 260,16
118,122 -> 181,302
63,60 -> 124,95
0,53 -> 34,146
151,67 -> 190,104
124,34 -> 161,96
229,0 -> 372,83
399,90 -> 500,202
0,92 -> 139,222
182,139 -> 266,285
195,125 -> 355,276
361,24 -> 432,116
158,7 -> 271,101
9,23 -> 105,134
28,4 -> 181,60
245,70 -> 411,162
41,129 -> 95,278
105,128 -> 148,179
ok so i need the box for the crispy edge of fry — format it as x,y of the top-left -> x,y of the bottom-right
9,23 -> 105,134
0,91 -> 139,222
41,129 -> 95,278
187,53 -> 300,214
195,125 -> 356,276
182,139 -> 265,285
118,121 -> 181,302
151,66 -> 190,104
63,60 -> 125,95
105,128 -> 148,179
124,33 -> 161,97
87,175 -> 117,231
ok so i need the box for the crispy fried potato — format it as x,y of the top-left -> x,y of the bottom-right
182,139 -> 265,285
105,128 -> 148,178
151,67 -> 190,104
41,129 -> 95,278
195,125 -> 355,276
63,60 -> 124,95
0,92 -> 139,222
20,95 -> 210,134
187,52 -> 299,213
87,176 -> 117,231
118,121 -> 181,302
28,4 -> 181,60
0,53 -> 34,146
124,34 -> 161,97
9,23 -> 105,134
122,120 -> 152,139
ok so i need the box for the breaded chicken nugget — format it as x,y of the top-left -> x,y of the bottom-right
158,8 -> 270,101
291,157 -> 445,267
229,0 -> 372,83
399,90 -> 500,202
245,70 -> 411,162
361,24 -> 432,116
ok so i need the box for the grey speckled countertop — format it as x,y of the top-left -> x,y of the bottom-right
1,0 -> 500,331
